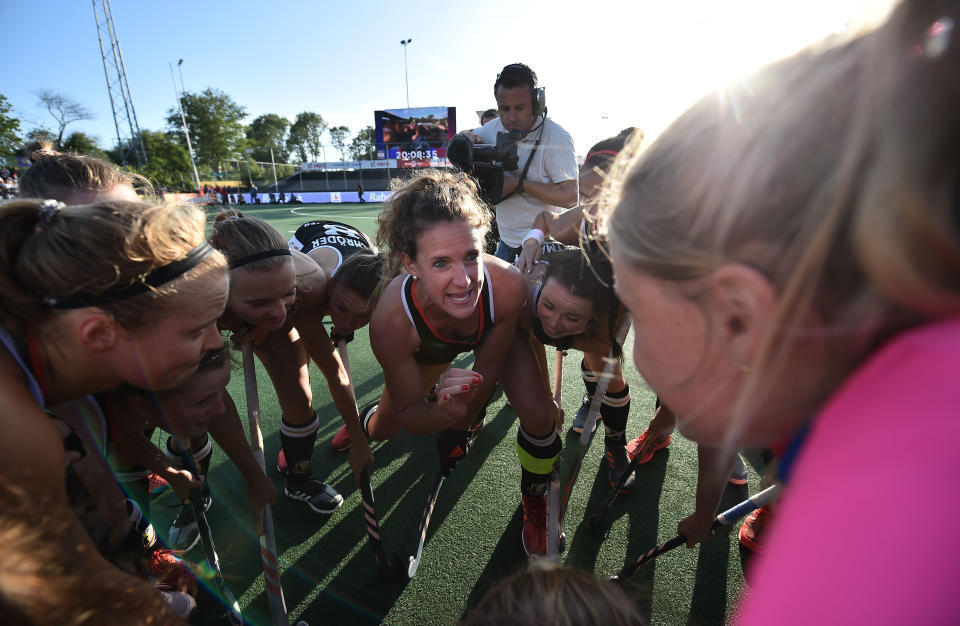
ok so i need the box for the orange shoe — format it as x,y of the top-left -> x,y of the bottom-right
147,472 -> 170,496
739,505 -> 774,553
626,428 -> 671,464
150,548 -> 200,594
331,424 -> 352,452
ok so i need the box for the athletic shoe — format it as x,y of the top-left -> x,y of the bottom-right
604,436 -> 636,493
521,491 -> 549,557
277,449 -> 287,473
570,396 -> 600,435
168,495 -> 212,552
729,454 -> 749,485
148,472 -> 170,496
157,589 -> 197,619
331,424 -> 352,452
150,548 -> 199,594
626,428 -> 671,464
284,476 -> 343,514
739,505 -> 774,552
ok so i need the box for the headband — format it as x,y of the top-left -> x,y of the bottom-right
43,241 -> 215,309
584,149 -> 620,164
228,248 -> 292,269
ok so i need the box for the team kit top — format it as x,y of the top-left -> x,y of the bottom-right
401,265 -> 496,365
288,220 -> 374,272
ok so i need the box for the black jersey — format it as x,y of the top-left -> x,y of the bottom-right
288,220 -> 373,272
401,266 -> 496,365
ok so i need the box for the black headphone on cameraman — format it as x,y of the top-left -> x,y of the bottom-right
495,63 -> 546,119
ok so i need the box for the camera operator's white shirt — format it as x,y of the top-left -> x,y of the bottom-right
473,116 -> 578,248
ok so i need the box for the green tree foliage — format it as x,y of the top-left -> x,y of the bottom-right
328,125 -> 350,162
34,90 -> 93,149
246,113 -> 290,163
109,130 -> 192,190
287,112 -> 326,163
61,132 -> 108,161
348,125 -> 376,160
165,88 -> 247,172
0,94 -> 22,159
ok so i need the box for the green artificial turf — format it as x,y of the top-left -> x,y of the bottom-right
149,203 -> 760,625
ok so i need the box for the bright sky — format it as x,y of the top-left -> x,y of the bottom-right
4,0 -> 894,162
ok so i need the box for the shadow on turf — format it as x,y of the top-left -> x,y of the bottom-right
272,396 -> 522,624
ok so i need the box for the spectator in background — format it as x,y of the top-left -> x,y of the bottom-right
479,108 -> 499,125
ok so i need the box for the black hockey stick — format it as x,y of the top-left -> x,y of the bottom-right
558,318 -> 632,528
586,443 -> 648,534
177,449 -> 243,625
395,469 -> 444,580
610,484 -> 779,581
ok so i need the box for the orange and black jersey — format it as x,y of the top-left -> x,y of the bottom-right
401,266 -> 496,365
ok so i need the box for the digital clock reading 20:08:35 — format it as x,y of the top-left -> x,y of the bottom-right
397,149 -> 440,160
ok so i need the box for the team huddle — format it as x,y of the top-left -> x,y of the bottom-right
2,2 -> 959,624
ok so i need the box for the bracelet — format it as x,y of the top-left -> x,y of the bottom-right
522,228 -> 545,246
424,386 -> 438,403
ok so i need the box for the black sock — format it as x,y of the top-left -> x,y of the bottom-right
280,411 -> 320,476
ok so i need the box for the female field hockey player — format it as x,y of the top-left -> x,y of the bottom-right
361,170 -> 547,550
0,196 -> 229,623
210,210 -> 363,514
288,218 -> 385,452
605,1 -> 960,621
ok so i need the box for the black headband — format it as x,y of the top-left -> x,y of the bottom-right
228,248 -> 292,269
43,241 -> 215,309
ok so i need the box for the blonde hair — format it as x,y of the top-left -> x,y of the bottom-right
605,0 -> 960,440
376,169 -> 491,279
461,562 -> 644,626
0,198 -> 226,333
18,148 -> 152,200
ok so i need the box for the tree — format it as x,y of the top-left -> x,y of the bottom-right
328,125 -> 350,162
165,88 -> 247,173
0,94 -> 21,158
35,90 -> 93,149
134,130 -> 192,190
61,132 -> 108,160
246,113 -> 290,163
287,112 -> 326,163
348,125 -> 376,160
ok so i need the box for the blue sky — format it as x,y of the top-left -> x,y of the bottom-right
3,1 -> 892,162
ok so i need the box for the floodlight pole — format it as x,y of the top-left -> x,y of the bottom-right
270,147 -> 279,192
170,62 -> 202,196
401,38 -> 412,108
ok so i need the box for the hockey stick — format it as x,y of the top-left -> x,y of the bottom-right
398,469 -> 445,579
336,337 -> 393,578
176,449 -> 243,626
610,483 -> 780,581
547,348 -> 565,561
586,442 -> 648,534
242,343 -> 292,626
559,318 -> 632,525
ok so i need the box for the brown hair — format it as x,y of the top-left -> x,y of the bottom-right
541,247 -> 622,357
18,148 -> 151,200
328,248 -> 386,302
209,209 -> 290,272
606,1 -> 960,438
462,562 -> 644,626
376,169 -> 491,278
0,477 -> 180,625
0,199 -> 226,333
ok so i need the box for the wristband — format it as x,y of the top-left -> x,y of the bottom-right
522,228 -> 545,246
425,386 -> 438,403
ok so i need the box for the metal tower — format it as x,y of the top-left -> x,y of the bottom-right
92,0 -> 147,167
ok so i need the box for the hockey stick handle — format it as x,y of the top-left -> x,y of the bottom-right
611,484 -> 780,580
241,343 -> 291,626
578,316 -> 631,447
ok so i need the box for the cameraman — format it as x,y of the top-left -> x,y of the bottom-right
460,63 -> 578,261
